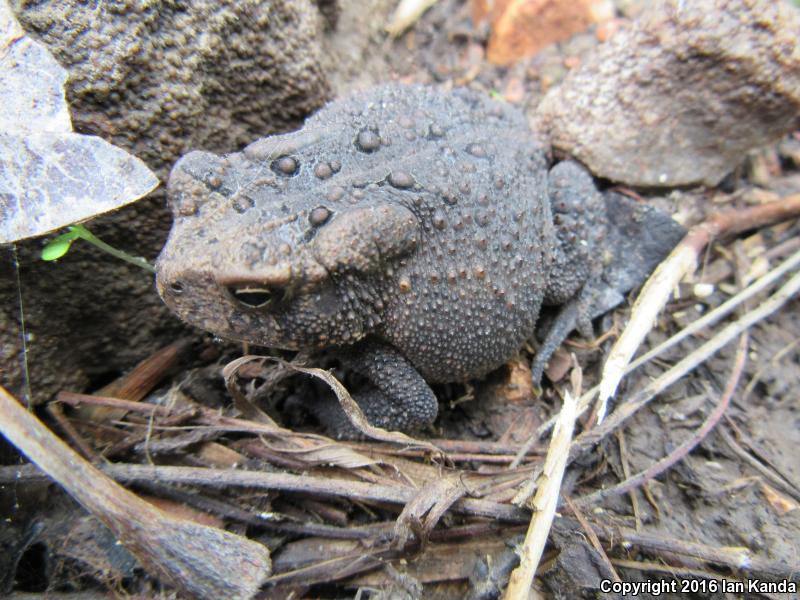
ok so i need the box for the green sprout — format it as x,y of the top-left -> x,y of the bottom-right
488,89 -> 504,101
41,224 -> 155,273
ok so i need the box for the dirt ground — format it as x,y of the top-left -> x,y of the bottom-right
2,1 -> 800,599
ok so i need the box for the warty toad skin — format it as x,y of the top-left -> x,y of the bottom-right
155,85 -> 684,435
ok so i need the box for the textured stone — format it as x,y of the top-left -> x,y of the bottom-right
1,1 -> 332,404
537,0 -> 800,187
16,0 -> 331,176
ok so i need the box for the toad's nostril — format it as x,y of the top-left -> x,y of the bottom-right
228,286 -> 273,308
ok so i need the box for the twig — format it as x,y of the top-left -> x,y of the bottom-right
1,463 -> 530,524
739,338 -> 800,405
597,194 -> 800,421
354,438 -> 543,458
0,384 -> 271,600
75,338 -> 194,422
503,384 -> 579,599
140,482 -> 394,540
570,269 -> 800,460
102,409 -> 199,459
71,396 -> 535,465
46,401 -> 98,461
266,547 -> 391,587
723,417 -> 800,493
718,426 -> 800,504
579,333 -> 748,505
609,528 -> 798,581
615,430 -> 641,530
57,390 -> 174,416
610,559 -> 789,600
698,234 -> 800,287
610,559 -> 749,585
561,494 -> 621,583
511,244 -> 800,467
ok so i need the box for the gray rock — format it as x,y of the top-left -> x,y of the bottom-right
16,0 -> 332,176
536,0 -> 800,187
1,1 -> 332,404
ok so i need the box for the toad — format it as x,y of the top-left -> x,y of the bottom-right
155,85 -> 684,435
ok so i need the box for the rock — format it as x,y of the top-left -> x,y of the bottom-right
536,0 -> 800,187
477,0 -> 614,66
1,1 -> 332,404
16,0 -> 332,177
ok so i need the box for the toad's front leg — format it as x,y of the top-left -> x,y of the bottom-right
316,340 -> 439,439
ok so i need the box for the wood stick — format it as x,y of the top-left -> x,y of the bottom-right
1,462 -> 530,524
76,338 -> 194,422
503,385 -> 579,599
598,194 -> 800,419
0,384 -> 270,600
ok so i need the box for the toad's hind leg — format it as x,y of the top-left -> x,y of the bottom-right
532,161 -> 686,385
315,341 -> 439,439
543,161 -> 609,309
532,161 -> 608,384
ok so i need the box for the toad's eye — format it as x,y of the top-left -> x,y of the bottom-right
228,286 -> 273,308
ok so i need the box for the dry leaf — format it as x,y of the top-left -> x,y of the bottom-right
1,132 -> 160,243
0,0 -> 158,243
275,443 -> 384,470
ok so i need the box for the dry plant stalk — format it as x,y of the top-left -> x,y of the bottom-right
386,0 -> 439,36
0,384 -> 271,600
572,268 -> 800,459
503,384 -> 579,599
513,241 -> 800,466
75,338 -> 193,422
579,333 -> 749,505
597,193 -> 800,420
